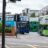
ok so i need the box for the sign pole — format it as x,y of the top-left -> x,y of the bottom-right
2,0 -> 6,48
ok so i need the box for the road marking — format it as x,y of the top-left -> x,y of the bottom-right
5,45 -> 10,48
25,44 -> 48,48
31,46 -> 37,48
26,44 -> 37,48
5,44 -> 38,48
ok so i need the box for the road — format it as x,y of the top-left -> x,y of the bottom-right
0,32 -> 48,48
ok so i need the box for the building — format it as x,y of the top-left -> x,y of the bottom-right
21,6 -> 48,17
22,8 -> 39,17
39,6 -> 48,16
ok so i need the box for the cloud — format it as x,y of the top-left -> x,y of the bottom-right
0,0 -> 48,13
16,0 -> 48,10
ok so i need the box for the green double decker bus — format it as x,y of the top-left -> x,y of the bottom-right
39,15 -> 48,36
29,17 -> 39,32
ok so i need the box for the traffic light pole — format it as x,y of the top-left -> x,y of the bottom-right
2,0 -> 21,48
2,0 -> 6,48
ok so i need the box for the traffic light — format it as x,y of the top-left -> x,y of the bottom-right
17,14 -> 20,22
14,14 -> 20,21
10,0 -> 21,2
14,14 -> 16,21
10,0 -> 16,2
17,0 -> 21,1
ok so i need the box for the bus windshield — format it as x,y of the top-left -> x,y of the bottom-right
43,25 -> 48,30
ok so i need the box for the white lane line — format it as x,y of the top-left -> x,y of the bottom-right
25,44 -> 38,48
26,44 -> 48,48
31,46 -> 37,48
5,45 -> 10,48
5,44 -> 37,48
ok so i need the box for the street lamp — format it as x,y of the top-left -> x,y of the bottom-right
2,0 -> 21,48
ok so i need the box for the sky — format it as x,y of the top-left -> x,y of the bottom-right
0,0 -> 48,14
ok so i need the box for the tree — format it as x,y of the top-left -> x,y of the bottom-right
30,12 -> 35,17
46,11 -> 48,15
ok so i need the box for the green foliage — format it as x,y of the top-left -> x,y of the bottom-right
30,13 -> 35,17
0,23 -> 13,33
0,23 -> 2,32
5,27 -> 12,33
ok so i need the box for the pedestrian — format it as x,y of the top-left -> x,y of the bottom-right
14,21 -> 17,38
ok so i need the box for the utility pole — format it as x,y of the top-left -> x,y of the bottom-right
2,0 -> 6,48
2,0 -> 21,48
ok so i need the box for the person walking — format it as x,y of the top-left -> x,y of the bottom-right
14,21 -> 18,37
